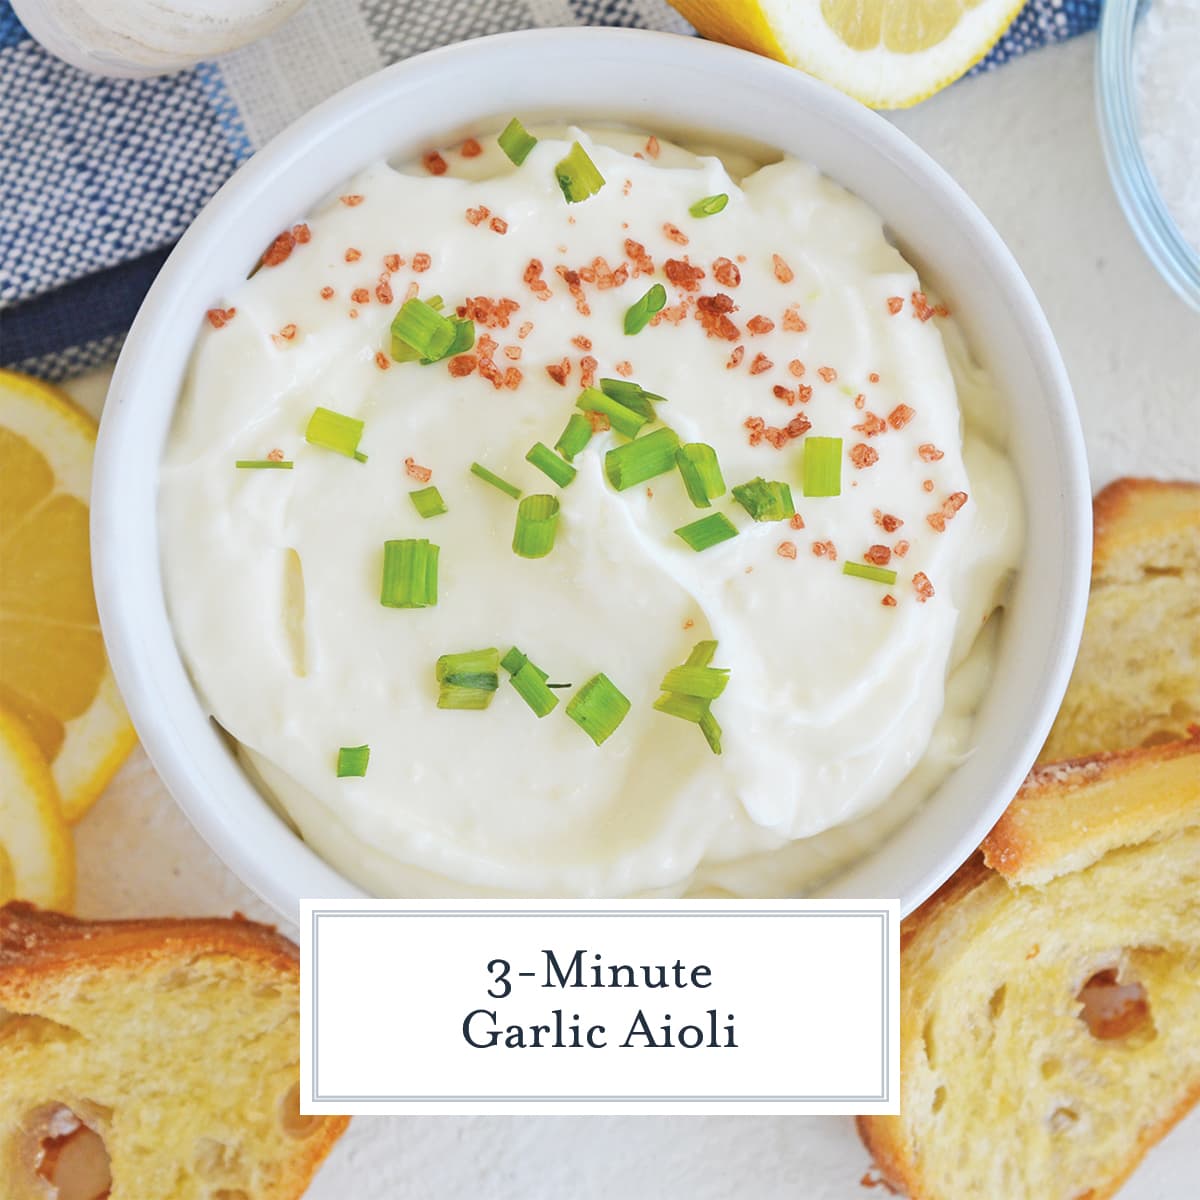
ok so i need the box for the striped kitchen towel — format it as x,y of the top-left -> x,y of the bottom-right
0,0 -> 1101,381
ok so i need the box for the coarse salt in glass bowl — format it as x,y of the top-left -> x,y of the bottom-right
1097,0 -> 1200,311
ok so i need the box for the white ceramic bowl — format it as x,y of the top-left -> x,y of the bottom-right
93,27 -> 1090,923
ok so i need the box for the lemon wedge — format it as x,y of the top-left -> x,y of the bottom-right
669,0 -> 1025,108
0,704 -> 74,908
0,369 -> 136,823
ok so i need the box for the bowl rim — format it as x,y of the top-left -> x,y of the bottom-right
1096,0 -> 1200,311
92,26 -> 1091,923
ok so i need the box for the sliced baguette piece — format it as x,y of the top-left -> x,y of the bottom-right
1040,478 -> 1200,762
0,903 -> 348,1199
858,736 -> 1200,1200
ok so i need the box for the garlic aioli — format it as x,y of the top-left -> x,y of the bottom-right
160,127 -> 1023,898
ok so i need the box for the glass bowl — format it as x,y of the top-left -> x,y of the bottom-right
1096,0 -> 1200,311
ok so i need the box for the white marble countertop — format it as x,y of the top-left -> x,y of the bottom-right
65,28 -> 1197,1200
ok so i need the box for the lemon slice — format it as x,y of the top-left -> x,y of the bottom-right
669,0 -> 1025,108
0,369 -> 136,823
0,704 -> 74,908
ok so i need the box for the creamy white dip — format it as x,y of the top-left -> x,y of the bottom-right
160,127 -> 1023,898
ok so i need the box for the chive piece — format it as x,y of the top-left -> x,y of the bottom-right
675,512 -> 738,552
653,692 -> 711,723
802,436 -> 843,498
555,412 -> 594,462
526,442 -> 577,488
498,117 -> 538,166
732,477 -> 795,522
470,462 -> 522,499
436,647 -> 500,710
699,709 -> 722,755
336,745 -> 370,777
566,673 -> 631,746
305,407 -> 366,462
510,661 -> 559,718
409,486 -> 447,518
660,665 -> 730,700
624,283 -> 667,335
555,141 -> 605,203
513,494 -> 560,558
390,295 -> 447,362
685,639 -> 718,668
689,193 -> 729,218
675,443 -> 725,508
380,538 -> 439,608
843,561 -> 899,585
235,459 -> 294,470
445,318 -> 476,358
599,377 -> 667,419
604,427 -> 681,491
390,297 -> 458,362
577,386 -> 648,440
501,646 -> 549,681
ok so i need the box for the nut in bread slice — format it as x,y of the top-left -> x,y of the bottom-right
858,736 -> 1200,1200
1041,478 -> 1200,762
0,904 -> 348,1199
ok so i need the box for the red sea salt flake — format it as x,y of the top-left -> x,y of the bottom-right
645,134 -> 660,158
615,360 -> 633,377
571,335 -> 592,351
886,296 -> 904,315
503,368 -> 522,390
448,355 -> 477,377
586,410 -> 611,433
657,302 -> 690,325
784,413 -> 811,439
923,479 -> 935,493
713,257 -> 741,288
913,572 -> 935,602
777,541 -> 797,559
764,427 -> 789,449
405,457 -> 432,483
789,513 -> 805,530
466,206 -> 490,226
206,307 -> 236,328
881,594 -> 897,607
556,266 -> 591,316
623,178 -> 633,196
796,383 -> 813,403
918,443 -> 944,462
812,539 -> 837,559
625,238 -> 654,275
782,305 -> 807,332
933,303 -> 950,318
490,216 -> 509,235
518,321 -> 534,339
404,281 -> 419,300
292,223 -> 311,244
345,247 -> 362,263
262,230 -> 296,267
747,314 -> 775,335
384,254 -> 403,272
726,346 -> 745,369
772,254 -> 794,283
894,540 -> 910,557
266,447 -> 285,462
683,617 -> 694,630
351,288 -> 370,304
412,253 -> 432,273
864,544 -> 892,566
773,385 -> 796,405
375,351 -> 390,371
744,416 -> 766,446
503,345 -> 522,361
749,352 -> 772,375
874,510 -> 903,533
376,279 -> 393,305
888,404 -> 915,429
665,257 -> 706,290
663,222 -> 688,245
911,292 -> 936,321
340,194 -> 364,207
695,293 -> 740,341
460,137 -> 483,158
854,393 -> 866,410
854,412 -> 888,437
850,443 -> 878,469
817,366 -> 837,383
580,355 -> 598,388
546,358 -> 571,386
423,151 -> 448,175
868,372 -> 880,383
348,308 -> 360,319
319,287 -> 334,300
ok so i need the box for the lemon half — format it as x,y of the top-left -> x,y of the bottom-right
670,0 -> 1025,109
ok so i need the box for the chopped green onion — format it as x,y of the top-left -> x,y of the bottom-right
732,477 -> 795,522
390,297 -> 458,362
576,386 -> 647,440
498,117 -> 538,166
624,283 -> 667,335
380,538 -> 439,608
660,665 -> 729,700
445,318 -> 476,358
604,427 -> 681,491
436,647 -> 499,710
555,141 -> 605,203
235,459 -> 294,470
674,512 -> 738,552
513,494 -> 560,558
526,442 -> 577,488
843,561 -> 898,585
675,443 -> 725,508
409,486 -> 447,518
685,639 -> 718,668
501,646 -> 549,681
336,745 -> 370,777
510,661 -> 559,718
305,407 -> 367,462
802,436 -> 843,498
599,377 -> 667,419
689,193 -> 729,218
699,710 -> 722,755
470,462 -> 522,499
652,692 -> 710,723
554,412 -> 594,462
566,673 -> 631,746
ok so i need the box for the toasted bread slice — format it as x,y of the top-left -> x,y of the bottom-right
0,904 -> 348,1199
1041,478 -> 1200,761
858,737 -> 1200,1200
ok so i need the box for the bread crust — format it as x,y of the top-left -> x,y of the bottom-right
1091,477 -> 1200,580
0,902 -> 349,1197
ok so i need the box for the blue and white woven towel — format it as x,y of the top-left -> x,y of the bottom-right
0,0 -> 1100,381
